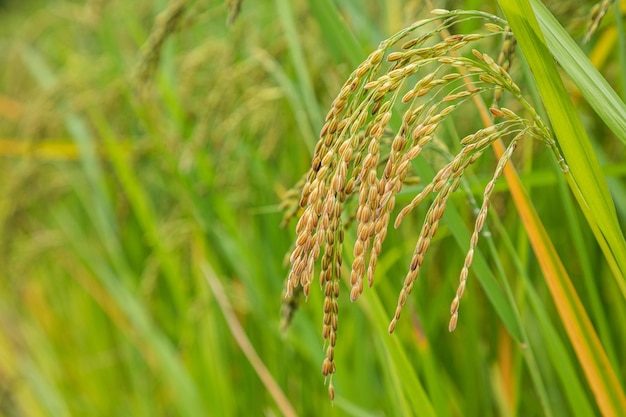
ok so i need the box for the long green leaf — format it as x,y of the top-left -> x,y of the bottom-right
308,0 -> 365,67
498,2 -> 626,416
529,0 -> 626,297
530,0 -> 626,144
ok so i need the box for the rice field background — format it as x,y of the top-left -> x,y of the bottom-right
0,0 -> 625,416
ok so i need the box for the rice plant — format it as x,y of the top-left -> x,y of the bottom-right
1,1 -> 624,416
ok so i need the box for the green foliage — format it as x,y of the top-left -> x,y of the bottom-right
0,1 -> 624,416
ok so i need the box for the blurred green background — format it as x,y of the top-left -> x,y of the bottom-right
0,0 -> 624,416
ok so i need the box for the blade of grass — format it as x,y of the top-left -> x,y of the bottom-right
199,261 -> 298,417
529,0 -> 626,143
490,211 -> 598,417
532,0 -> 626,225
358,285 -> 437,417
497,4 -> 626,415
512,0 -> 626,300
613,0 -> 626,100
274,0 -> 322,128
307,0 -> 365,67
529,0 -> 626,296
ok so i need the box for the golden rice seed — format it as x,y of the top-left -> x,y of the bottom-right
386,51 -> 405,62
427,113 -> 445,125
387,67 -> 406,80
350,285 -> 361,302
330,173 -> 342,194
328,119 -> 339,135
356,205 -> 370,224
457,279 -> 467,299
402,38 -> 419,49
377,111 -> 392,127
431,8 -> 450,15
395,159 -> 411,176
500,107 -> 518,120
489,107 -> 505,118
401,90 -> 416,104
326,345 -> 335,361
459,263 -> 469,284
484,179 -> 497,196
322,252 -> 332,272
417,234 -> 432,254
441,73 -> 460,81
439,105 -> 456,117
445,34 -> 464,43
451,59 -> 465,67
328,382 -> 335,401
448,312 -> 458,332
470,231 -> 480,250
451,155 -> 467,174
432,41 -> 449,53
479,74 -> 499,85
471,49 -> 484,61
394,207 -> 409,228
324,282 -> 333,297
450,41 -> 468,51
337,118 -> 348,132
370,123 -> 383,139
293,255 -> 307,276
481,52 -> 495,67
320,122 -> 331,137
331,312 -> 338,331
367,178 -> 379,197
289,245 -> 304,265
438,57 -> 455,65
326,228 -> 335,246
416,134 -> 432,148
322,358 -> 333,376
357,63 -> 372,78
363,79 -> 378,90
416,87 -> 431,97
418,72 -> 436,88
464,33 -> 482,42
460,133 -> 478,146
484,22 -> 503,33
369,48 -> 385,65
465,248 -> 475,268
295,214 -> 309,235
345,178 -> 355,195
388,319 -> 397,334
412,123 -> 427,139
412,46 -> 431,57
322,324 -> 331,339
449,295 -> 460,314
323,296 -> 333,314
391,135 -> 408,153
333,97 -> 348,112
349,78 -> 360,92
352,254 -> 365,280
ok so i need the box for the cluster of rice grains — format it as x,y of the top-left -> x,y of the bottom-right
280,10 -> 566,399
